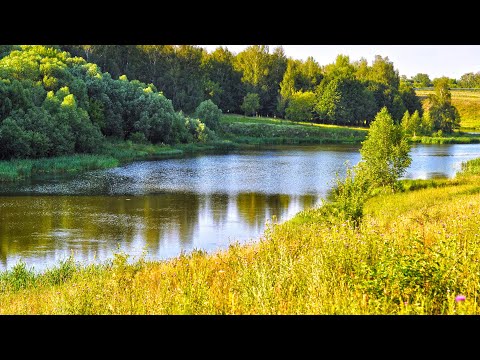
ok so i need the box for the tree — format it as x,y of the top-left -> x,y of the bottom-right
201,46 -> 244,113
359,107 -> 411,189
285,91 -> 316,122
399,79 -> 423,116
315,77 -> 376,126
412,73 -> 432,88
401,109 -> 422,137
426,77 -> 460,133
458,72 -> 480,88
194,99 -> 222,130
241,93 -> 260,116
234,45 -> 287,117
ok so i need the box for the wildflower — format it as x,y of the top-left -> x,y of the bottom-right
455,294 -> 466,302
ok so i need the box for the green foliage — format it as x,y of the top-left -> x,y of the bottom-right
0,261 -> 36,292
360,107 -> 411,189
425,78 -> 461,133
459,157 -> 480,176
315,77 -> 376,126
399,79 -> 423,116
0,45 -> 209,160
234,45 -> 287,116
241,93 -> 260,116
458,72 -> 480,88
184,117 -> 216,143
194,99 -> 222,130
401,109 -> 423,136
201,46 -> 244,113
412,73 -> 432,88
285,91 -> 316,122
329,164 -> 372,226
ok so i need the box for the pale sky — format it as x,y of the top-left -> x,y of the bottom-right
200,45 -> 480,80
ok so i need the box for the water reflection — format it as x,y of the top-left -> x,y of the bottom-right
0,192 -> 319,272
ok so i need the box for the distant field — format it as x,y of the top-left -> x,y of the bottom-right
416,89 -> 480,130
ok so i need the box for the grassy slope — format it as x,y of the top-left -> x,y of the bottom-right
2,163 -> 480,314
218,114 -> 368,145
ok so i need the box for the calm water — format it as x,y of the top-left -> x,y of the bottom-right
1,143 -> 480,272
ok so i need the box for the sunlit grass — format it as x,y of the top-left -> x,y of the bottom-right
219,115 -> 367,145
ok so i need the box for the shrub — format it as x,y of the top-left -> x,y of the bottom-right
194,100 -> 222,130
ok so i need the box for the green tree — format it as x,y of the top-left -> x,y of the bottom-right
235,45 -> 287,117
399,79 -> 423,116
315,77 -> 376,126
201,46 -> 244,113
194,99 -> 222,130
401,109 -> 422,137
458,72 -> 480,88
426,77 -> 460,133
412,73 -> 432,88
359,107 -> 411,190
241,93 -> 260,116
285,91 -> 316,122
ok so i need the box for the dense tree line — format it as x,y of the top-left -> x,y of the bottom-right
59,45 -> 425,125
0,45 -> 468,160
0,45 -> 216,160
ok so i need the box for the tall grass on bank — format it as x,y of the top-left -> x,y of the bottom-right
0,155 -> 119,181
0,139 -> 237,182
459,157 -> 480,176
2,159 -> 480,314
409,135 -> 480,144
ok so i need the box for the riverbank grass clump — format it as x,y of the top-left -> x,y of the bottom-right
0,155 -> 120,181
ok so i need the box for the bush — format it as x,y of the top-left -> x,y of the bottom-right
194,100 -> 222,130
184,117 -> 216,143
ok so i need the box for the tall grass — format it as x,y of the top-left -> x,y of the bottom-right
409,135 -> 480,144
0,155 -> 119,182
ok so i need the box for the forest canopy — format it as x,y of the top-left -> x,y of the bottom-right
0,45 -> 213,159
0,45 -> 468,161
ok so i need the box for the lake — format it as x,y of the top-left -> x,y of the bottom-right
1,143 -> 480,272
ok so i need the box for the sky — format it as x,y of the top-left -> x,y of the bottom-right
199,45 -> 480,80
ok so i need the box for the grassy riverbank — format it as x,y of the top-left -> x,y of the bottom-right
0,115 -> 366,182
219,114 -> 368,145
2,112 -> 480,183
1,157 -> 480,314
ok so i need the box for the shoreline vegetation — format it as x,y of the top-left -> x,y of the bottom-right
1,155 -> 479,314
2,113 -> 480,182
